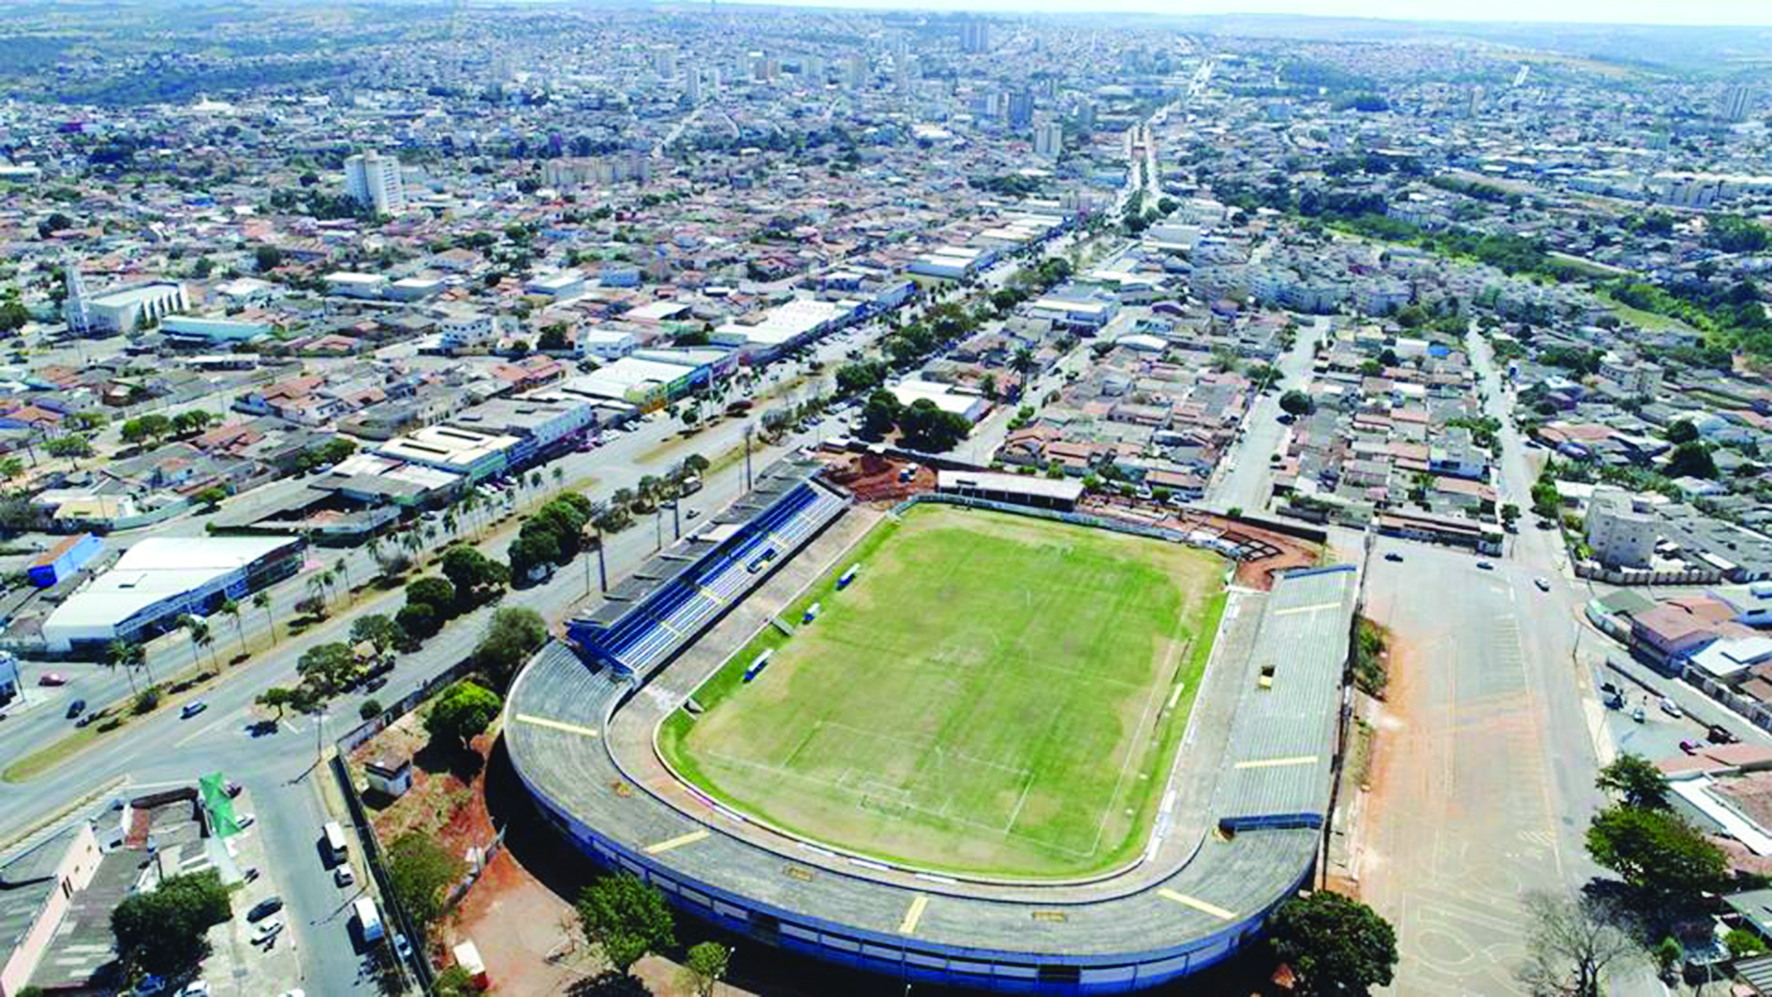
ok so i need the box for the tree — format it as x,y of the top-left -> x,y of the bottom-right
1665,441 -> 1717,479
1586,804 -> 1728,898
424,679 -> 502,749
179,615 -> 214,671
897,397 -> 971,453
350,614 -> 401,656
254,245 -> 284,271
385,832 -> 467,930
1268,891 -> 1398,996
680,941 -> 731,997
1279,389 -> 1317,417
1596,753 -> 1671,810
111,870 -> 231,976
1517,890 -> 1646,997
44,436 -> 94,460
538,322 -> 572,353
192,486 -> 227,511
1666,419 -> 1698,445
442,546 -> 506,606
406,576 -> 459,618
396,602 -> 440,642
859,388 -> 902,440
434,966 -> 478,997
218,598 -> 246,657
474,607 -> 548,690
1728,927 -> 1768,958
252,591 -> 276,645
256,684 -> 308,722
576,874 -> 675,977
106,638 -> 144,694
296,642 -> 357,696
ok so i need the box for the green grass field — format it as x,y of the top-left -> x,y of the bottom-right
659,504 -> 1227,879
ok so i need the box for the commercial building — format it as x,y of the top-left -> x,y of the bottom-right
711,299 -> 851,360
890,379 -> 990,423
40,537 -> 304,654
70,283 -> 188,334
936,471 -> 1083,510
27,533 -> 102,588
560,355 -> 705,411
160,315 -> 274,347
375,425 -> 517,482
323,272 -> 388,299
439,311 -> 500,352
0,824 -> 103,997
343,151 -> 406,215
579,328 -> 637,361
1586,487 -> 1657,568
525,271 -> 585,299
0,651 -> 18,709
449,391 -> 602,465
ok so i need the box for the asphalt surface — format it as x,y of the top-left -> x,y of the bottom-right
1203,314 -> 1325,513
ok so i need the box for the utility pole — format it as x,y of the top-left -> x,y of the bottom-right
654,507 -> 663,551
743,422 -> 754,491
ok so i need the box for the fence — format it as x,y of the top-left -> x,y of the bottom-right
1575,561 -> 1724,587
330,654 -> 486,996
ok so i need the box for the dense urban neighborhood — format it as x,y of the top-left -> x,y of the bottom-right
4,3 -> 1772,997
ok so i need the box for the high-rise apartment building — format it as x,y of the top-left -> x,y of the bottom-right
845,52 -> 868,89
960,20 -> 990,54
1034,121 -> 1064,159
1007,88 -> 1034,130
654,45 -> 678,80
1721,85 -> 1755,122
343,152 -> 406,215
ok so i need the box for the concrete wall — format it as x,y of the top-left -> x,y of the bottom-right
0,823 -> 102,997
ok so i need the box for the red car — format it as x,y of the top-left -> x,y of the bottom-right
38,672 -> 67,687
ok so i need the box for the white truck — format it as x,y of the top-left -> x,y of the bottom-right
353,897 -> 384,944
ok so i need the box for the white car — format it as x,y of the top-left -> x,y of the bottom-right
1661,697 -> 1685,719
252,917 -> 285,944
334,865 -> 355,887
178,983 -> 209,997
236,813 -> 256,829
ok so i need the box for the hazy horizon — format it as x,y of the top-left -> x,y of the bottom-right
734,0 -> 1772,28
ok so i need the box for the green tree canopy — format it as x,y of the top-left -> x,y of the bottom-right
1665,441 -> 1716,480
424,679 -> 502,749
474,607 -> 548,690
111,870 -> 231,976
680,941 -> 731,997
385,831 -> 467,929
1596,753 -> 1671,811
1586,804 -> 1728,899
576,874 -> 675,976
296,641 -> 357,696
406,576 -> 458,618
1280,389 -> 1317,416
349,613 -> 402,655
1269,891 -> 1398,996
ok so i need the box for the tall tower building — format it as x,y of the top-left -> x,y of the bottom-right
1007,88 -> 1034,130
1034,121 -> 1064,160
343,152 -> 406,215
960,20 -> 991,54
685,66 -> 702,104
654,45 -> 679,80
62,252 -> 91,335
845,52 -> 868,90
1721,85 -> 1754,122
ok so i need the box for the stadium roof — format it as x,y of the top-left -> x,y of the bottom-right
936,470 -> 1084,503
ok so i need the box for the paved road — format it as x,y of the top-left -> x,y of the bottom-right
1203,314 -> 1324,513
1353,330 -> 1659,996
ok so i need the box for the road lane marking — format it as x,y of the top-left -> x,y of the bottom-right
514,714 -> 599,738
173,707 -> 244,748
898,894 -> 928,935
644,830 -> 709,855
1158,889 -> 1235,920
1233,755 -> 1318,770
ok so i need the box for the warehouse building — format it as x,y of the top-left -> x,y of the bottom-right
40,537 -> 304,654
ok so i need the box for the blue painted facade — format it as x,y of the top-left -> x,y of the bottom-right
29,532 -> 103,588
514,754 -> 1308,995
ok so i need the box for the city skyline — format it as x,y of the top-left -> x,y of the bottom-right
751,0 -> 1772,27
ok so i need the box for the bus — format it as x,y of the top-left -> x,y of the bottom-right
323,821 -> 348,864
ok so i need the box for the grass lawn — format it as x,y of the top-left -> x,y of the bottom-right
1597,289 -> 1702,335
660,504 -> 1227,879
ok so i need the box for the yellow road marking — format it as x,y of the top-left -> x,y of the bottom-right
515,714 -> 599,738
645,830 -> 709,855
898,894 -> 929,935
697,585 -> 727,605
1233,755 -> 1319,770
1159,889 -> 1235,920
1273,601 -> 1340,617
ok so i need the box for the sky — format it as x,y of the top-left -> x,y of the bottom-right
751,0 -> 1772,26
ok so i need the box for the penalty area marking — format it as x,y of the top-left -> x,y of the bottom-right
515,714 -> 600,738
1158,888 -> 1235,920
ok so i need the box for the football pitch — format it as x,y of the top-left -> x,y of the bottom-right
660,504 -> 1228,879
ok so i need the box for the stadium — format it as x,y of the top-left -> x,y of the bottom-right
504,454 -> 1357,993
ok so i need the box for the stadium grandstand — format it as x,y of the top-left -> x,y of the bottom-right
566,456 -> 848,678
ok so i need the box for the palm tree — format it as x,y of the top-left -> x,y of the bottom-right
318,568 -> 338,608
252,591 -> 276,645
551,466 -> 565,492
305,574 -> 329,613
107,639 -> 141,695
442,511 -> 458,537
332,557 -> 351,605
219,598 -> 246,658
180,615 -> 213,671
